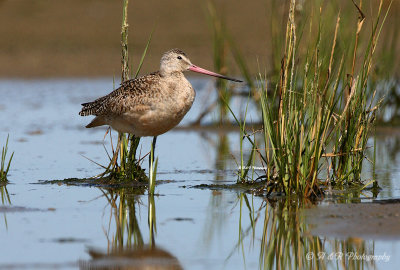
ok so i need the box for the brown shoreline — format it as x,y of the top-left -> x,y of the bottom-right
0,0 -> 268,78
1,0 -> 398,78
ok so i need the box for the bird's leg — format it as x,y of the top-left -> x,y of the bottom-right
149,136 -> 158,172
152,136 -> 157,162
148,136 -> 158,194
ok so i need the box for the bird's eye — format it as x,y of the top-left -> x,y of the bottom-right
177,56 -> 182,60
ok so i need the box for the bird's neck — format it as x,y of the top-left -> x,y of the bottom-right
160,70 -> 185,78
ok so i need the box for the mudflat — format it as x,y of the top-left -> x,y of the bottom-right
304,200 -> 400,240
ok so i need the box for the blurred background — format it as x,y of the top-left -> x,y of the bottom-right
0,0 -> 265,77
0,0 -> 398,78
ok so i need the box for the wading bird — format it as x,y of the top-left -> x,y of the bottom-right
79,49 -> 242,164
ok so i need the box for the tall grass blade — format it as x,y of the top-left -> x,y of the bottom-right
1,135 -> 13,183
135,28 -> 154,79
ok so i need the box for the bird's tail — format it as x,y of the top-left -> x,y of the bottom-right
85,116 -> 106,128
79,102 -> 96,116
79,96 -> 107,116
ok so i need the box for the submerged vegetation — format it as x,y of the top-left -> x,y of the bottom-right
0,135 -> 13,183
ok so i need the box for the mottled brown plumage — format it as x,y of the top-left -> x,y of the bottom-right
79,72 -> 161,117
79,49 -> 241,137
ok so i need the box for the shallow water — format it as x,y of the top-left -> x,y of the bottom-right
0,78 -> 400,269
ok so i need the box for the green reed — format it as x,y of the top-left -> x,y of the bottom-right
1,135 -> 14,183
103,0 -> 156,186
235,0 -> 390,197
206,0 -> 230,123
204,0 -> 256,124
226,95 -> 257,182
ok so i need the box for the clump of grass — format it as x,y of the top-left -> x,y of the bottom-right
1,135 -> 14,183
98,129 -> 147,182
237,0 -> 389,198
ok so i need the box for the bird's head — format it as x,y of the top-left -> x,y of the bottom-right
160,49 -> 192,75
160,49 -> 242,82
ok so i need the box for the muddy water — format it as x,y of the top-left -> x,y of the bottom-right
0,79 -> 399,269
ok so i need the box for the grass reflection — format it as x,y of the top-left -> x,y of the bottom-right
100,187 -> 145,251
82,188 -> 181,269
0,183 -> 10,230
231,195 -> 377,270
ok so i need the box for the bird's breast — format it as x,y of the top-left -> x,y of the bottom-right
166,80 -> 195,114
122,78 -> 195,137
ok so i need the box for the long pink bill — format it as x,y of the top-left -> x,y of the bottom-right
189,65 -> 243,83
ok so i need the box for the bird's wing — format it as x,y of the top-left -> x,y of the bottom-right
79,73 -> 161,117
